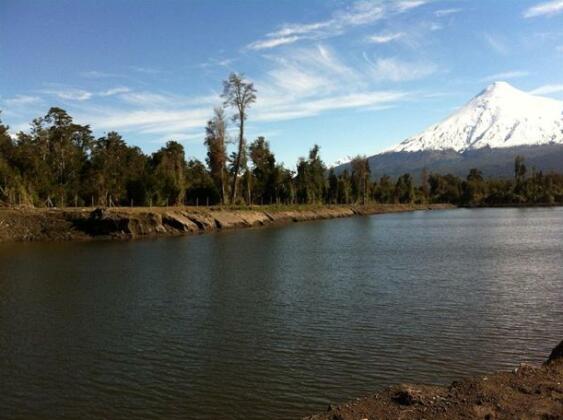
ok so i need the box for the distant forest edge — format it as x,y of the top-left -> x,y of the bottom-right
1,73 -> 562,208
335,144 -> 563,181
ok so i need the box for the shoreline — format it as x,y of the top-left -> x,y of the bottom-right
306,341 -> 563,420
0,203 -> 453,243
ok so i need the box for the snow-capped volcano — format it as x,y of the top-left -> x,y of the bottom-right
390,81 -> 563,153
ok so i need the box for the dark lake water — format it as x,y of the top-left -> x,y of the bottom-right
1,208 -> 562,419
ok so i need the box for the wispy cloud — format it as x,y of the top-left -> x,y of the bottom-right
524,0 -> 563,18
254,91 -> 407,122
9,43 -> 423,143
246,0 -> 428,50
247,36 -> 301,50
198,57 -> 236,69
99,87 -> 131,97
481,70 -> 529,82
363,55 -> 437,82
41,86 -> 133,102
70,89 -> 221,138
118,91 -> 217,107
42,88 -> 94,101
68,45 -> 418,132
434,8 -> 462,17
4,95 -> 44,107
483,33 -> 509,54
251,45 -> 413,121
80,70 -> 123,79
87,108 -> 211,135
367,32 -> 405,44
529,84 -> 563,95
396,0 -> 428,12
264,45 -> 358,94
129,66 -> 167,75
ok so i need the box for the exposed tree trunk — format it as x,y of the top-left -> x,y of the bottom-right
220,167 -> 226,205
230,112 -> 244,204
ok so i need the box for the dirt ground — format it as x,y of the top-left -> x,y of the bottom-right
0,204 -> 451,242
306,341 -> 563,420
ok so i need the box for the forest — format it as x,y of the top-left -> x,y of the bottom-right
1,74 -> 562,208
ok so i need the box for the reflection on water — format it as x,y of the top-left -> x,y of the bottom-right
0,208 -> 562,419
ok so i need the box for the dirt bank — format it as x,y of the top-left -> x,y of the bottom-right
306,341 -> 563,420
0,204 -> 452,242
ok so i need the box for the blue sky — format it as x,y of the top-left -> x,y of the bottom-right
1,0 -> 563,166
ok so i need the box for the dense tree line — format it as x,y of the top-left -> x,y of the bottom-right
1,74 -> 562,208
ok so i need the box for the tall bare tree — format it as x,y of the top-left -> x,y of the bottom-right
222,73 -> 256,204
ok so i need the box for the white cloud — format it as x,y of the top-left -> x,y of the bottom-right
10,45 -> 417,141
6,122 -> 31,138
481,70 -> 529,82
364,56 -> 437,82
198,57 -> 236,69
99,87 -> 131,97
4,95 -> 43,107
81,45 -> 415,132
41,86 -> 134,101
249,45 -> 413,122
80,70 -> 122,79
396,1 -> 428,12
42,88 -> 93,101
245,0 -> 427,50
85,108 -> 211,135
367,32 -> 405,44
483,33 -> 509,54
71,89 -> 222,137
129,66 -> 167,75
118,91 -> 217,108
529,84 -> 563,95
434,8 -> 462,17
254,90 -> 407,122
247,36 -> 301,51
524,0 -> 563,18
119,91 -> 175,106
263,45 -> 359,96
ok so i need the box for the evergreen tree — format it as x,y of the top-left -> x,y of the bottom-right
150,141 -> 187,205
351,155 -> 370,205
249,136 -> 276,204
204,107 -> 228,204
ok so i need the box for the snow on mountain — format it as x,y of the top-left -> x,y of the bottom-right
389,81 -> 563,153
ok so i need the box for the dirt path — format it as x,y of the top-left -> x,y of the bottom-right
306,341 -> 563,420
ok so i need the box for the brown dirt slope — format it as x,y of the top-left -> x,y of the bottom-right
0,204 -> 451,242
306,341 -> 563,420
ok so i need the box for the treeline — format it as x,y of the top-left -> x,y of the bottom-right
1,73 -> 562,208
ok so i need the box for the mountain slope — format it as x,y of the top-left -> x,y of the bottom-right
359,144 -> 563,180
336,82 -> 563,179
389,81 -> 563,153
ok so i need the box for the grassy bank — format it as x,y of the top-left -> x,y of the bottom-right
0,203 -> 452,242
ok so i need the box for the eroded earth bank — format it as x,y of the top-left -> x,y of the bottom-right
0,204 -> 450,242
306,341 -> 563,420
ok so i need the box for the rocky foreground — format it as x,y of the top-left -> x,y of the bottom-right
306,341 -> 563,420
0,204 -> 450,242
